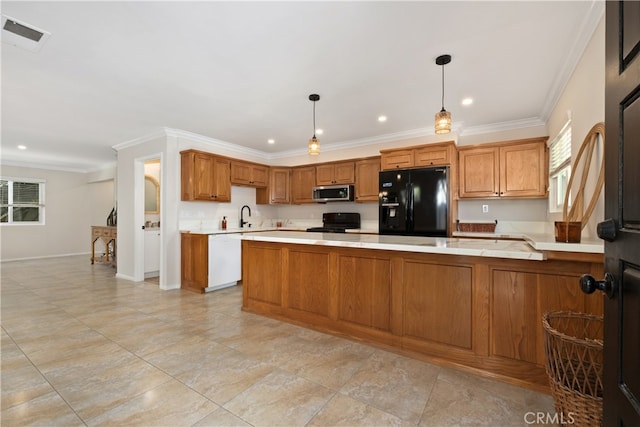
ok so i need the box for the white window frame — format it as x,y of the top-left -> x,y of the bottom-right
548,121 -> 572,213
0,177 -> 46,225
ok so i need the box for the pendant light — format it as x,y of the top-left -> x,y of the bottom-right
434,54 -> 452,134
308,94 -> 320,155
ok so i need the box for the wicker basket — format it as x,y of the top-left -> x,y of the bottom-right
543,311 -> 603,426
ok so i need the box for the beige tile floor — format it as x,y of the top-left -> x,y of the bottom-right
1,255 -> 556,426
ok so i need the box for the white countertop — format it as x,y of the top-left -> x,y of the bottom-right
183,227 -> 603,256
453,231 -> 603,253
240,231 -> 546,261
183,226 -> 304,235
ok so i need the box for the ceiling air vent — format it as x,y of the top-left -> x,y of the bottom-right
2,15 -> 50,52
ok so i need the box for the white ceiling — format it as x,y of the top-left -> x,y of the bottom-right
1,1 -> 603,172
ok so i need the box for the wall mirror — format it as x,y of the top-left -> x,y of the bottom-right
145,175 -> 160,214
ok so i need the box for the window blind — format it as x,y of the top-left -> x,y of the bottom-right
549,122 -> 572,176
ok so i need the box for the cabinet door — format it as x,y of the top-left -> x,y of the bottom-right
194,153 -> 216,200
270,168 -> 291,204
181,233 -> 208,293
458,147 -> 500,198
230,161 -> 252,186
181,151 -> 195,201
354,158 -> 380,202
499,142 -> 547,197
414,145 -> 450,167
291,166 -> 316,204
250,164 -> 269,188
212,157 -> 231,202
333,161 -> 355,184
144,231 -> 161,273
315,164 -> 336,186
381,149 -> 414,170
231,162 -> 268,188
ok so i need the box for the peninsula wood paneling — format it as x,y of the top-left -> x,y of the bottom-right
338,255 -> 391,331
491,268 -> 596,366
287,249 -> 330,316
403,261 -> 473,349
491,270 -> 538,363
243,245 -> 282,306
241,240 -> 604,391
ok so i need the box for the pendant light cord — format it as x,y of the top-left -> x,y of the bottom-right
441,64 -> 445,111
312,100 -> 317,138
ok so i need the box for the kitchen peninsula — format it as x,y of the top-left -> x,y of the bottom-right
240,231 -> 603,391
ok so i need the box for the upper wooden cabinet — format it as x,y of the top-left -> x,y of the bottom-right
181,150 -> 231,202
231,161 -> 268,188
354,157 -> 381,202
315,161 -> 355,185
458,137 -> 548,199
291,166 -> 316,204
268,167 -> 291,204
380,142 -> 455,170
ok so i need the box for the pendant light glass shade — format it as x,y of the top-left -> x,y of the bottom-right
435,109 -> 452,134
308,136 -> 320,155
308,94 -> 320,155
435,54 -> 452,135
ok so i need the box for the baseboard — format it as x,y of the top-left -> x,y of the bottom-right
0,252 -> 90,262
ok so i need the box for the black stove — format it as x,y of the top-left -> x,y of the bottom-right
306,212 -> 361,233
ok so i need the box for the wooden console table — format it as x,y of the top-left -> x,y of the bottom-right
91,226 -> 117,266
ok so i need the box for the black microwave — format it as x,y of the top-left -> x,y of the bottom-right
312,185 -> 354,202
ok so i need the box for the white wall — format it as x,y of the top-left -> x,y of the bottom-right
546,16 -> 605,238
180,186 -> 277,230
115,133 -> 181,290
0,165 -> 114,261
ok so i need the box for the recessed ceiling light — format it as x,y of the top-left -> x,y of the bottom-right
462,98 -> 473,106
316,129 -> 323,135
17,144 -> 27,150
378,115 -> 387,122
267,139 -> 275,144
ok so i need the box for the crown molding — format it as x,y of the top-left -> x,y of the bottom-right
0,159 -> 95,174
459,117 -> 546,136
112,129 -> 169,151
167,128 -> 270,159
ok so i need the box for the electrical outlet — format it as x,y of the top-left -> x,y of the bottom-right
482,204 -> 489,213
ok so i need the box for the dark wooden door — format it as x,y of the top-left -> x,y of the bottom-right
603,1 -> 640,425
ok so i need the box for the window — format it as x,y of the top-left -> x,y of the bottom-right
548,121 -> 572,213
0,178 -> 45,224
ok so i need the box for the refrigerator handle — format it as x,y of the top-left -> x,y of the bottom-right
407,182 -> 414,230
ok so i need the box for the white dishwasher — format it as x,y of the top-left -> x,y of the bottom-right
206,233 -> 242,292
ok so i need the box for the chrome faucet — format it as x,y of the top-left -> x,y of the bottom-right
240,205 -> 251,228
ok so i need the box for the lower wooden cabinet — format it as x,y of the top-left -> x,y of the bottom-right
181,233 -> 208,293
242,241 -> 603,391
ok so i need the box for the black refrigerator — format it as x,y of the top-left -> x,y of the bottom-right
378,167 -> 449,237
